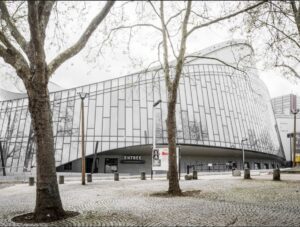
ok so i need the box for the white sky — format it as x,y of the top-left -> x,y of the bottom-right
49,1 -> 300,99
2,1 -> 300,98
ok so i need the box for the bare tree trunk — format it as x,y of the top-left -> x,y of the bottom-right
26,80 -> 65,221
167,90 -> 182,195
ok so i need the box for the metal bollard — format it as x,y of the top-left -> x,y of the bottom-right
87,174 -> 92,183
244,168 -> 251,179
273,169 -> 280,181
192,170 -> 198,180
59,175 -> 64,184
141,172 -> 146,180
114,172 -> 119,181
29,177 -> 34,186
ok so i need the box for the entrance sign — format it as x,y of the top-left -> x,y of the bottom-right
152,147 -> 179,171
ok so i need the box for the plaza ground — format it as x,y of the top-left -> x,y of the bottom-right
0,171 -> 300,226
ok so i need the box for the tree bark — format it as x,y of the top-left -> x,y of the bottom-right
167,90 -> 182,195
26,79 -> 65,221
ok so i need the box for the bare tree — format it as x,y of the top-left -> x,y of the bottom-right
0,0 -> 114,221
99,1 -> 265,195
235,1 -> 300,80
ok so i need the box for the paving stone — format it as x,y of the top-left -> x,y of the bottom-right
0,174 -> 299,226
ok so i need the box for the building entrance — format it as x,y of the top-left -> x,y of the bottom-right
86,157 -> 99,173
104,158 -> 118,173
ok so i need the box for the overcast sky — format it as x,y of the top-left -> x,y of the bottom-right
1,1 -> 300,98
48,1 -> 300,99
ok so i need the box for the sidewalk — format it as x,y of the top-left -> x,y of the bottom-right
1,172 -> 300,226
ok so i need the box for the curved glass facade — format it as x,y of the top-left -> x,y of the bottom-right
0,63 -> 284,173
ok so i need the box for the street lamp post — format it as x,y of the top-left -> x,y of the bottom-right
152,99 -> 162,180
78,92 -> 88,185
291,108 -> 299,167
241,138 -> 248,170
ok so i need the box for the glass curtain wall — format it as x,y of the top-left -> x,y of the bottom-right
0,64 -> 284,173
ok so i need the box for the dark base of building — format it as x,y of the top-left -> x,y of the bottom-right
56,144 -> 285,174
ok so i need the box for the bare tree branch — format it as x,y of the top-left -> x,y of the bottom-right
256,17 -> 300,49
190,9 -> 210,21
184,55 -> 246,73
166,8 -> 185,25
38,1 -> 55,35
28,1 -> 45,64
187,1 -> 266,37
0,1 -> 28,53
97,23 -> 162,56
110,24 -> 162,32
275,63 -> 300,79
268,1 -> 295,24
0,44 -> 30,78
160,1 -> 172,91
290,0 -> 300,35
0,29 -> 29,71
48,1 -> 115,77
285,54 -> 300,64
149,1 -> 161,19
151,1 -> 178,60
172,0 -> 192,94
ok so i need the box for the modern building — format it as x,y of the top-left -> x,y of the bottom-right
271,94 -> 300,166
0,40 -> 285,175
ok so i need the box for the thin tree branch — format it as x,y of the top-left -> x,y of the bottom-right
149,1 -> 161,19
97,23 -> 163,56
190,10 -> 210,21
184,55 -> 246,73
275,63 -> 300,79
276,44 -> 300,64
257,17 -> 300,49
160,1 -> 171,91
151,1 -> 178,60
110,24 -> 162,32
267,1 -> 295,24
48,0 -> 115,77
166,8 -> 185,25
187,1 -> 266,37
0,1 -> 28,53
285,54 -> 300,64
11,1 -> 25,19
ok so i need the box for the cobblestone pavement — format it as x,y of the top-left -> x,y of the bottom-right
0,173 -> 300,226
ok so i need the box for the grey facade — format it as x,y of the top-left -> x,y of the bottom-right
0,40 -> 285,175
271,94 -> 300,165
